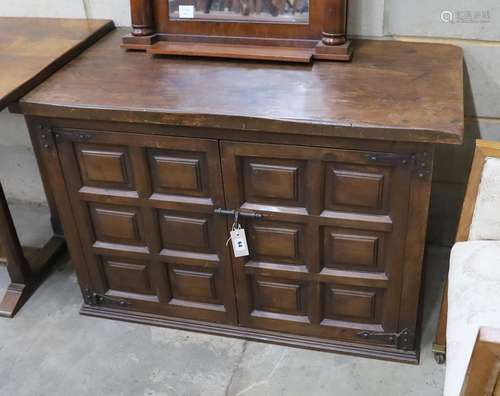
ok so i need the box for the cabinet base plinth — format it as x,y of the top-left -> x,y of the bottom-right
81,304 -> 419,364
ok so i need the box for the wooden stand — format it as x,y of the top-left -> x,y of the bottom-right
0,17 -> 115,318
122,0 -> 353,62
0,183 -> 65,318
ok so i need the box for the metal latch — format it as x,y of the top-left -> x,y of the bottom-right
214,208 -> 263,220
83,289 -> 131,307
357,328 -> 415,350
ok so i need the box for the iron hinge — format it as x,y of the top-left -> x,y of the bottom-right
365,153 -> 412,167
83,289 -> 131,307
357,328 -> 415,350
54,130 -> 93,143
366,151 -> 432,180
38,125 -> 55,150
413,151 -> 432,179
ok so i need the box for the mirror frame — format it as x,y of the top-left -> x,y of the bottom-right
122,0 -> 352,61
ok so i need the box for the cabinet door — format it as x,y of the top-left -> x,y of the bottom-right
221,141 -> 413,347
56,129 -> 237,324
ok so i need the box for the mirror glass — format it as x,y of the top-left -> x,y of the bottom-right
169,0 -> 309,23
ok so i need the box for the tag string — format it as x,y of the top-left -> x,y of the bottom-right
227,211 -> 242,246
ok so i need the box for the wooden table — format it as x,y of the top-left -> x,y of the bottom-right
13,30 -> 464,362
0,17 -> 114,317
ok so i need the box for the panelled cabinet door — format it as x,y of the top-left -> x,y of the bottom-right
221,141 -> 413,347
55,129 -> 238,325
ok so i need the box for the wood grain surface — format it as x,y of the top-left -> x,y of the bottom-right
16,29 -> 464,144
0,17 -> 114,111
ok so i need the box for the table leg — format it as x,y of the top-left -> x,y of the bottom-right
0,182 -> 65,318
0,182 -> 31,317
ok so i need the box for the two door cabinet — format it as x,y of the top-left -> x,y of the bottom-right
27,118 -> 434,363
16,31 -> 464,363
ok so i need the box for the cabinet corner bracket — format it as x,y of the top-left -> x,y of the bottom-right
357,328 -> 415,350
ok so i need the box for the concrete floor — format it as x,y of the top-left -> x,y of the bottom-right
0,204 -> 449,396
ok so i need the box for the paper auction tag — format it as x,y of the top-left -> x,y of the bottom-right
230,228 -> 249,257
179,5 -> 195,18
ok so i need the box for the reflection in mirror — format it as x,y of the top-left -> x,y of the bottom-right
169,0 -> 309,23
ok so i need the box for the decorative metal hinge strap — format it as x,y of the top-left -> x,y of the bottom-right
83,289 -> 131,307
54,130 -> 93,143
365,153 -> 412,167
357,328 -> 415,350
366,151 -> 432,179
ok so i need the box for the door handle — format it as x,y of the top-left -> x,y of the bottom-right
214,208 -> 263,220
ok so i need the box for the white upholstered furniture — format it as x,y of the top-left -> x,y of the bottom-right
441,142 -> 500,396
445,241 -> 500,395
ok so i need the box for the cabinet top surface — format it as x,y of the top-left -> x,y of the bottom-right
0,17 -> 114,111
18,28 -> 464,144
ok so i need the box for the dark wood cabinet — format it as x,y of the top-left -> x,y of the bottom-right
25,118 -> 433,363
14,30 -> 464,363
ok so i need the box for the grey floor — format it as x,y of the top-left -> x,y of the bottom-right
0,204 -> 449,396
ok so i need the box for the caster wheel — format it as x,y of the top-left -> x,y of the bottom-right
434,352 -> 445,365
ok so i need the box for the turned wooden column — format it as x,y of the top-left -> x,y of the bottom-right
131,0 -> 154,37
322,0 -> 348,45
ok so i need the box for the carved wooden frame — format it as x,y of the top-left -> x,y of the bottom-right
122,0 -> 352,61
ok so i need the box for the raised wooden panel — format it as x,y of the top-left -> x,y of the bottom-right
243,159 -> 305,207
160,212 -> 211,252
76,144 -> 133,189
325,165 -> 387,213
149,150 -> 206,196
90,204 -> 144,246
325,286 -> 378,322
252,277 -> 306,315
250,163 -> 298,200
169,267 -> 219,303
102,257 -> 154,295
324,229 -> 383,271
249,222 -> 303,264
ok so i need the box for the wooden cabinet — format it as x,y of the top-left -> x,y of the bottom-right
26,120 -> 434,363
15,30 -> 464,363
